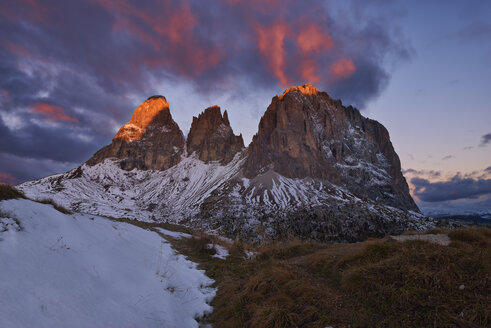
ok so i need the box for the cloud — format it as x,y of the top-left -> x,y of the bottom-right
31,103 -> 78,123
442,155 -> 455,160
0,0 -> 412,183
403,168 -> 441,178
296,24 -> 333,54
0,152 -> 77,183
254,21 -> 289,86
0,172 -> 16,184
0,0 -> 411,102
404,167 -> 491,208
480,132 -> 491,146
411,175 -> 491,203
330,58 -> 356,80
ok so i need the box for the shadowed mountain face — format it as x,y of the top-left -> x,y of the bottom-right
20,85 -> 427,242
244,84 -> 418,211
187,106 -> 244,164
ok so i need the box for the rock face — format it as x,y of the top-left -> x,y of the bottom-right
87,96 -> 185,170
244,84 -> 418,212
20,85 -> 428,243
186,106 -> 244,164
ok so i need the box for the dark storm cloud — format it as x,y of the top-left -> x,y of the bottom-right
412,175 -> 491,203
0,153 -> 78,183
0,116 -> 100,163
0,0 -> 409,102
0,0 -> 411,182
480,133 -> 491,146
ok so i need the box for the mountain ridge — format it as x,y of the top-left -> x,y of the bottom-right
18,84 -> 433,242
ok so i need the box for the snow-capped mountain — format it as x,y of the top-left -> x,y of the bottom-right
18,84 -> 434,242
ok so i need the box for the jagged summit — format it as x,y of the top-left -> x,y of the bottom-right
87,96 -> 185,170
147,95 -> 166,100
279,83 -> 321,99
187,105 -> 244,164
113,96 -> 172,142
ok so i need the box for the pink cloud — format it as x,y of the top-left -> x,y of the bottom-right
31,103 -> 79,123
0,173 -> 16,185
255,22 -> 289,86
330,58 -> 356,80
93,0 -> 220,77
296,24 -> 333,54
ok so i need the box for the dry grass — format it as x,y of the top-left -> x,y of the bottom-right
0,186 -> 71,216
166,227 -> 491,328
0,184 -> 26,201
97,215 -> 490,327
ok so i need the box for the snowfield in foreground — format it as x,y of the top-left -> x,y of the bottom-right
0,199 -> 215,328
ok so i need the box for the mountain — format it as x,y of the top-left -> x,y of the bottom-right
18,84 -> 433,242
87,95 -> 185,170
187,105 -> 244,164
244,85 -> 417,211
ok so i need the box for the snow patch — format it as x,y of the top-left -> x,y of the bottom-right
0,199 -> 215,328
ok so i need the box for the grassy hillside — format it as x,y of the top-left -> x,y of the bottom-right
167,227 -> 490,328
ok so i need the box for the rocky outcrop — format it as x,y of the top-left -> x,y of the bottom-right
186,106 -> 244,163
244,84 -> 418,212
87,96 -> 185,170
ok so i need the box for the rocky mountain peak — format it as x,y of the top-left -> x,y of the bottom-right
279,83 -> 321,99
87,96 -> 185,170
113,95 -> 172,142
245,84 -> 418,212
187,105 -> 244,164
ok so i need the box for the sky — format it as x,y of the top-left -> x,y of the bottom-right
0,0 -> 489,214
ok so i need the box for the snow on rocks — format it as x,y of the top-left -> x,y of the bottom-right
18,154 -> 246,223
0,199 -> 215,328
17,152 -> 433,243
155,227 -> 192,239
208,243 -> 229,260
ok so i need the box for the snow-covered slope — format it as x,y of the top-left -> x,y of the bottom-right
18,155 -> 433,242
199,170 -> 433,241
19,154 -> 245,222
0,199 -> 215,328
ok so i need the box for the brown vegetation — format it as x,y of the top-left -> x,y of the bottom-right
99,216 -> 490,327
0,185 -> 72,216
168,227 -> 490,328
0,184 -> 26,201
